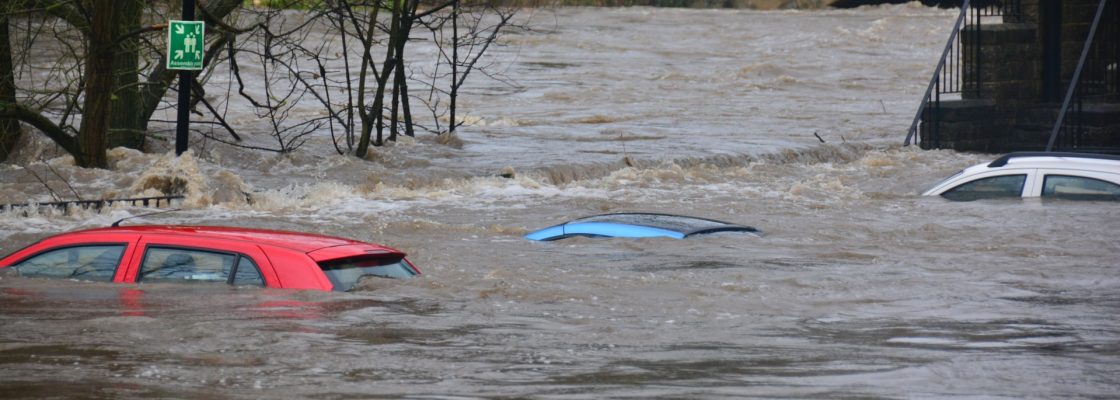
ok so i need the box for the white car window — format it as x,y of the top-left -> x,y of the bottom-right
942,174 -> 1027,201
1042,175 -> 1120,201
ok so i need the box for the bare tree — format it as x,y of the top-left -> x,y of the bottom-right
1,0 -> 526,165
231,0 -> 524,157
417,0 -> 518,135
1,1 -> 91,165
0,0 -> 243,167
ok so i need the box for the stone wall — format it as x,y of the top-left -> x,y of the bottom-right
961,23 -> 1039,103
920,99 -> 1003,151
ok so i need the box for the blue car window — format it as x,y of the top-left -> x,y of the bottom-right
942,174 -> 1026,201
13,244 -> 125,282
572,213 -> 729,233
526,213 -> 759,241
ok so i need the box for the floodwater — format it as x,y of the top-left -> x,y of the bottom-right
2,5 -> 1119,399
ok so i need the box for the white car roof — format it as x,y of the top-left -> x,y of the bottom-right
923,152 -> 1120,197
980,152 -> 1120,173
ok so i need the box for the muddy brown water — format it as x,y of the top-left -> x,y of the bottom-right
2,5 -> 1118,399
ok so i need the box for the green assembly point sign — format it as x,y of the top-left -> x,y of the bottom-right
166,20 -> 205,70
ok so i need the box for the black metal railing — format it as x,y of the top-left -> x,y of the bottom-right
1048,0 -> 1119,152
2,196 -> 184,213
904,0 -> 1021,148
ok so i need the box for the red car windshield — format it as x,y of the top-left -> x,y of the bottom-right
318,255 -> 418,292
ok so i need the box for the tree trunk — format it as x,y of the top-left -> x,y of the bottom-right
108,0 -> 145,150
389,73 -> 400,142
77,0 -> 118,168
362,1 -> 401,153
371,60 -> 395,147
0,14 -> 21,163
353,0 -> 381,159
449,0 -> 458,134
389,5 -> 402,142
394,58 -> 411,138
397,0 -> 418,138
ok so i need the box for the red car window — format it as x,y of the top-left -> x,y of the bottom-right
138,247 -> 237,283
231,257 -> 265,287
318,255 -> 418,292
10,244 -> 126,282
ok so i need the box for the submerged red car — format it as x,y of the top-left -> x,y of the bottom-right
0,225 -> 420,292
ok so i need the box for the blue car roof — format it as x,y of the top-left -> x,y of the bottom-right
524,213 -> 760,241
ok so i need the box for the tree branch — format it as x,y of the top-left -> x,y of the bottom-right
0,103 -> 80,157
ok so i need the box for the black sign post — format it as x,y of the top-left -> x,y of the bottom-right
174,0 -> 196,156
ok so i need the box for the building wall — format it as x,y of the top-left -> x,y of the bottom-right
920,0 -> 1120,153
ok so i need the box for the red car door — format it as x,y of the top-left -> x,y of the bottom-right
119,234 -> 280,287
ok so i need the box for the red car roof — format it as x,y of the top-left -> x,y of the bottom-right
64,225 -> 391,254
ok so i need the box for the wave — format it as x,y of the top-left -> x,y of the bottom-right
528,142 -> 872,185
0,142 -> 876,208
735,63 -> 792,80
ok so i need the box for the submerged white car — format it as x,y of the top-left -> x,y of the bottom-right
923,152 -> 1120,201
